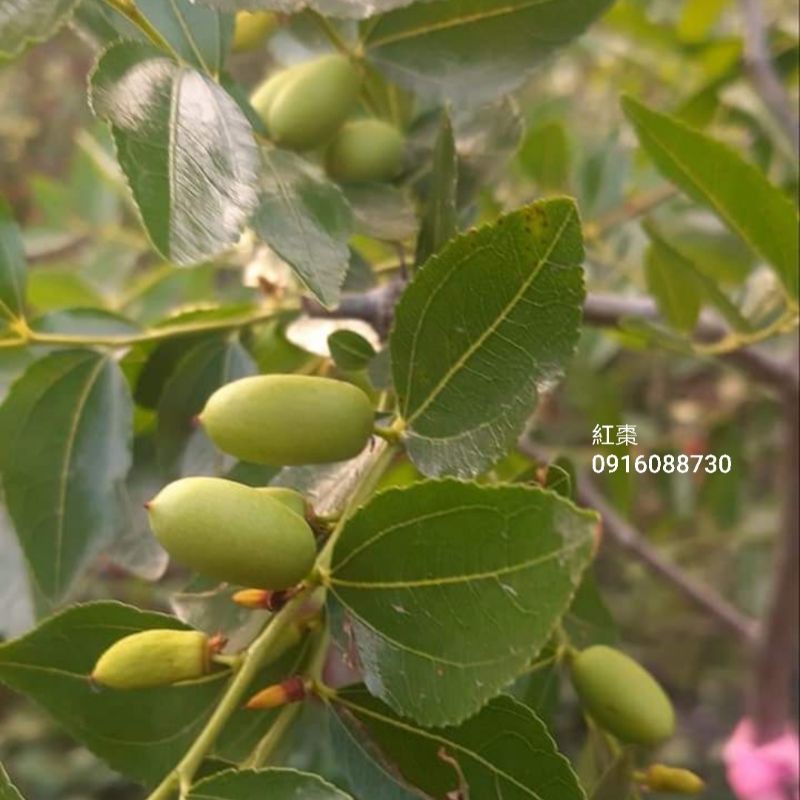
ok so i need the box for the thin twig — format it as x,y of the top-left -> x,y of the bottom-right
750,389 -> 799,742
304,284 -> 799,398
739,0 -> 799,153
521,441 -> 759,645
582,293 -> 799,400
587,185 -> 678,239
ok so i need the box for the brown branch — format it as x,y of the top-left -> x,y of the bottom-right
750,390 -> 799,741
583,293 -> 799,400
306,284 -> 799,399
520,441 -> 759,645
739,0 -> 799,153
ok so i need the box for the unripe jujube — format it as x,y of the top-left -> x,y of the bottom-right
147,477 -> 316,589
256,486 -> 307,517
326,119 -> 405,183
200,375 -> 374,466
266,55 -> 360,151
250,69 -> 296,123
232,11 -> 278,53
570,645 -> 676,745
91,629 -> 210,689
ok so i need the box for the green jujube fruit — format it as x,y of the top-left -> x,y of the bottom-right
326,119 -> 405,183
266,54 -> 360,151
256,487 -> 307,518
91,630 -> 210,689
200,375 -> 374,466
570,645 -> 676,745
232,11 -> 278,53
251,69 -> 296,124
147,477 -> 317,589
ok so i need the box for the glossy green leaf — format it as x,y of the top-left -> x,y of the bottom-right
0,763 -> 24,800
157,337 -> 256,477
623,96 -> 799,298
416,111 -> 457,266
0,0 -> 79,59
0,200 -> 26,323
252,148 -> 353,308
329,480 -> 599,726
331,687 -> 584,800
392,198 -> 585,478
188,768 -> 354,799
136,0 -> 233,75
362,0 -> 614,103
0,602 -> 227,785
328,330 -> 377,372
0,350 -> 133,601
90,42 -> 259,266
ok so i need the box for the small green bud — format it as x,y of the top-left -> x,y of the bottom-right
640,764 -> 705,794
91,629 -> 210,689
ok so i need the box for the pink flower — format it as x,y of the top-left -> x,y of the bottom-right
724,719 -> 799,800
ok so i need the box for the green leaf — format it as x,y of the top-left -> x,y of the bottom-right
644,220 -> 752,333
392,199 -> 585,478
344,184 -> 417,243
90,42 -> 259,266
563,571 -> 618,649
136,0 -> 234,75
519,120 -> 572,191
0,505 -> 35,639
362,0 -> 614,103
157,337 -> 256,477
188,768 -> 354,799
30,308 -> 142,337
644,239 -> 703,333
329,480 -> 598,726
27,270 -> 104,314
0,0 -> 80,59
416,111 -> 458,266
0,200 -> 26,323
0,602 -> 228,785
0,351 -> 133,601
622,96 -> 799,298
328,330 -> 377,372
194,0 -> 418,19
252,148 -> 353,308
331,687 -> 585,800
0,763 -> 24,800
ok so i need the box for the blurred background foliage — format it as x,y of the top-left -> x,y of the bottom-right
0,0 -> 797,797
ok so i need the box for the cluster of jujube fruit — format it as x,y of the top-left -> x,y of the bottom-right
85,16 -> 705,795
234,13 -> 405,183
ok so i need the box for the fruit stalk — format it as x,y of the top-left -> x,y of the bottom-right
144,435 -> 399,800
